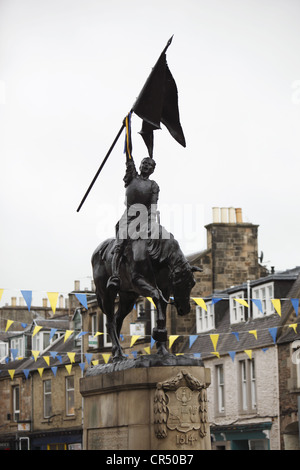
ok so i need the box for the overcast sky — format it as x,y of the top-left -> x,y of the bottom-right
1,0 -> 300,306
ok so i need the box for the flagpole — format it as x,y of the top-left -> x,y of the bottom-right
76,121 -> 126,212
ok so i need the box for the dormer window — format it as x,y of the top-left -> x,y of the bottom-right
252,282 -> 274,318
196,301 -> 215,333
229,292 -> 246,324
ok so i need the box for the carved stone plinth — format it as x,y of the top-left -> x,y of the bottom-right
80,356 -> 211,450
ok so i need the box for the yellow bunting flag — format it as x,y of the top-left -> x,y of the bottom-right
234,298 -> 249,308
47,292 -> 59,314
94,332 -> 103,338
271,299 -> 281,316
130,335 -> 141,348
64,330 -> 74,342
5,319 -> 14,332
92,360 -> 99,365
38,368 -> 44,377
144,347 -> 151,355
43,356 -> 50,366
289,323 -> 298,334
0,289 -> 4,302
8,370 -> 15,380
169,335 -> 179,349
244,350 -> 252,359
146,297 -> 156,308
67,352 -> 76,363
102,354 -> 111,364
32,325 -> 43,337
249,330 -> 257,340
65,364 -> 72,375
211,351 -> 220,358
210,334 -> 219,352
32,350 -> 40,361
192,298 -> 207,310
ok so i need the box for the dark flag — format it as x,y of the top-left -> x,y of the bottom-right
132,36 -> 186,157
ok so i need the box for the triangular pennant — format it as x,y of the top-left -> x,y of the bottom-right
150,337 -> 156,349
262,348 -> 269,353
85,353 -> 93,365
8,370 -> 15,380
193,353 -> 201,359
94,332 -> 103,338
291,299 -> 299,317
47,292 -> 59,314
56,355 -> 62,364
189,335 -> 198,348
130,335 -> 141,348
32,325 -> 43,337
289,323 -> 298,334
21,323 -> 27,328
251,299 -> 263,314
92,360 -> 99,365
23,369 -> 30,379
228,351 -> 236,362
131,351 -> 138,358
11,348 -> 18,361
0,288 -> 3,302
38,368 -> 44,377
169,335 -> 179,349
102,353 -> 111,364
249,330 -> 257,340
21,290 -> 32,311
67,352 -> 76,363
79,363 -> 86,372
192,298 -> 207,310
50,351 -> 57,359
64,330 -> 74,342
232,332 -> 239,341
268,327 -> 277,344
5,319 -> 14,332
211,297 -> 222,305
146,297 -> 156,308
65,364 -> 72,375
211,351 -> 220,358
43,356 -> 50,366
77,331 -> 88,338
244,349 -> 252,359
271,299 -> 281,316
144,347 -> 151,355
234,298 -> 249,308
50,328 -> 57,340
51,366 -> 58,376
75,293 -> 88,309
210,334 -> 219,352
32,350 -> 40,361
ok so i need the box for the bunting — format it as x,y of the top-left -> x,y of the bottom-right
169,335 -> 179,349
21,290 -> 32,311
47,292 -> 59,314
210,334 -> 219,352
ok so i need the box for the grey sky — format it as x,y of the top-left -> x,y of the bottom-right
1,0 -> 300,306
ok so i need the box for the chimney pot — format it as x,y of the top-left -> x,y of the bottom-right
235,208 -> 243,223
220,207 -> 228,223
212,207 -> 220,223
74,280 -> 80,291
228,207 -> 235,223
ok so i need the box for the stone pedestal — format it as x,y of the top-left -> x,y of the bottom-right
80,356 -> 211,451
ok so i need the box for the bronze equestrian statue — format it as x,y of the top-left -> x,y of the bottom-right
92,148 -> 201,360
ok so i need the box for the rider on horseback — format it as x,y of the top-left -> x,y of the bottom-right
106,141 -> 160,292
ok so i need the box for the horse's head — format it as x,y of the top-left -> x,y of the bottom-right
171,264 -> 202,316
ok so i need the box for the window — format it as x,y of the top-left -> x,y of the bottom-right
32,332 -> 51,353
230,292 -> 246,324
13,386 -> 20,422
239,359 -> 256,412
216,365 -> 225,413
66,376 -> 75,416
252,282 -> 274,318
0,341 -> 8,362
196,302 -> 214,332
44,380 -> 52,418
291,340 -> 300,389
10,337 -> 25,359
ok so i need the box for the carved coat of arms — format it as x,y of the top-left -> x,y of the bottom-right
154,369 -> 209,439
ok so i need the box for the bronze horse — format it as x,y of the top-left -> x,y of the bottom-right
92,235 -> 201,360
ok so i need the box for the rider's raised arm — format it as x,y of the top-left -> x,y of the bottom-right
123,155 -> 137,187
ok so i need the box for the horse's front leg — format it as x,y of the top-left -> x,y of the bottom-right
152,299 -> 170,356
102,296 -> 126,361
